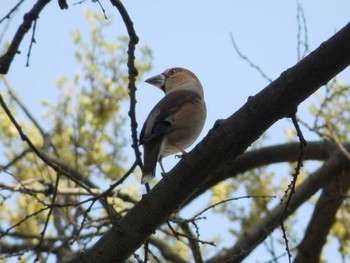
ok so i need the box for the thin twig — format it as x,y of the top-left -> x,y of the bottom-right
279,112 -> 307,263
0,181 -> 105,196
166,220 -> 179,240
96,0 -> 107,19
0,149 -> 31,170
178,221 -> 204,263
71,198 -> 98,245
108,160 -> 137,190
143,238 -> 150,263
0,94 -> 93,193
1,76 -> 47,138
279,221 -> 291,262
0,0 -> 50,74
0,207 -> 49,238
192,195 -> 276,220
230,32 -> 273,83
26,18 -> 37,67
110,0 -> 143,171
0,0 -> 26,24
73,0 -> 87,6
296,1 -> 309,61
35,172 -> 61,262
166,224 -> 215,247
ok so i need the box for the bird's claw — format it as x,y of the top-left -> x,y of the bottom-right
175,154 -> 185,159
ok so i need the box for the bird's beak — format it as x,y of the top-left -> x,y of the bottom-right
145,73 -> 166,88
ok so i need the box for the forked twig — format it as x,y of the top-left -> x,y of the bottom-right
0,0 -> 50,74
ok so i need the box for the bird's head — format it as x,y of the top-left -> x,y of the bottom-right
145,67 -> 204,97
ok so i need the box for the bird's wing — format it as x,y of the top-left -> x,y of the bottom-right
139,90 -> 202,145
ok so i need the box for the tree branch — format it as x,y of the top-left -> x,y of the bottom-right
187,141 -> 340,205
178,221 -> 203,263
0,0 -> 50,74
1,75 -> 47,139
109,0 -> 143,171
294,170 -> 350,263
207,150 -> 349,263
148,237 -> 188,263
0,182 -> 105,196
69,21 -> 350,263
0,0 -> 26,24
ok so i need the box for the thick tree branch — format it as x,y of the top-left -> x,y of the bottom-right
69,22 -> 350,263
187,140 -> 339,204
207,150 -> 350,263
294,170 -> 350,263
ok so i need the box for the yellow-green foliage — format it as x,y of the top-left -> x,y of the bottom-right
309,80 -> 350,141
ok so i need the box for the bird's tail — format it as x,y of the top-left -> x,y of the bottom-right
141,142 -> 160,184
141,171 -> 155,184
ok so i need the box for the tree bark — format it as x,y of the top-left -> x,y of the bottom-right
294,170 -> 350,263
207,150 -> 349,263
186,141 -> 342,204
69,22 -> 350,263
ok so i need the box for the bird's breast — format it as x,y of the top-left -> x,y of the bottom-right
161,98 -> 206,157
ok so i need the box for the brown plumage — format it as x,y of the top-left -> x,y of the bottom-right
139,67 -> 206,184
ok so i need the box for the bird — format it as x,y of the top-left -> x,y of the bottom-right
139,67 -> 207,184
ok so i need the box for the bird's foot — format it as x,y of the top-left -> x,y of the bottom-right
175,153 -> 184,159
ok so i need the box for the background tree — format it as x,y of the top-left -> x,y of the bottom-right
1,1 -> 350,263
0,7 -> 152,262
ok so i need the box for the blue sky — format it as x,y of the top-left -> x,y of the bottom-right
2,0 -> 350,146
1,0 -> 350,262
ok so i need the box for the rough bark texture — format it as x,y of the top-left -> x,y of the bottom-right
294,170 -> 350,263
69,22 -> 350,263
187,141 -> 340,203
207,151 -> 349,263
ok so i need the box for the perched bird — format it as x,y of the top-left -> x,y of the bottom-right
139,67 -> 207,184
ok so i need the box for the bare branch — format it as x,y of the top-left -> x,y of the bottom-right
296,1 -> 309,60
0,94 -> 95,193
279,112 -> 307,262
109,0 -> 143,174
1,75 -> 47,139
0,182 -> 105,196
96,0 -> 107,19
25,17 -> 37,67
178,221 -> 203,263
0,0 -> 25,24
191,195 -> 276,221
0,0 -> 50,74
0,149 -> 31,170
188,141 -> 340,204
207,151 -> 348,263
35,172 -> 61,261
230,32 -> 273,83
294,169 -> 350,263
149,237 -> 188,263
69,21 -> 350,263
0,206 -> 49,239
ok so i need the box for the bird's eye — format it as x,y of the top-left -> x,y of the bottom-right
168,68 -> 177,75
